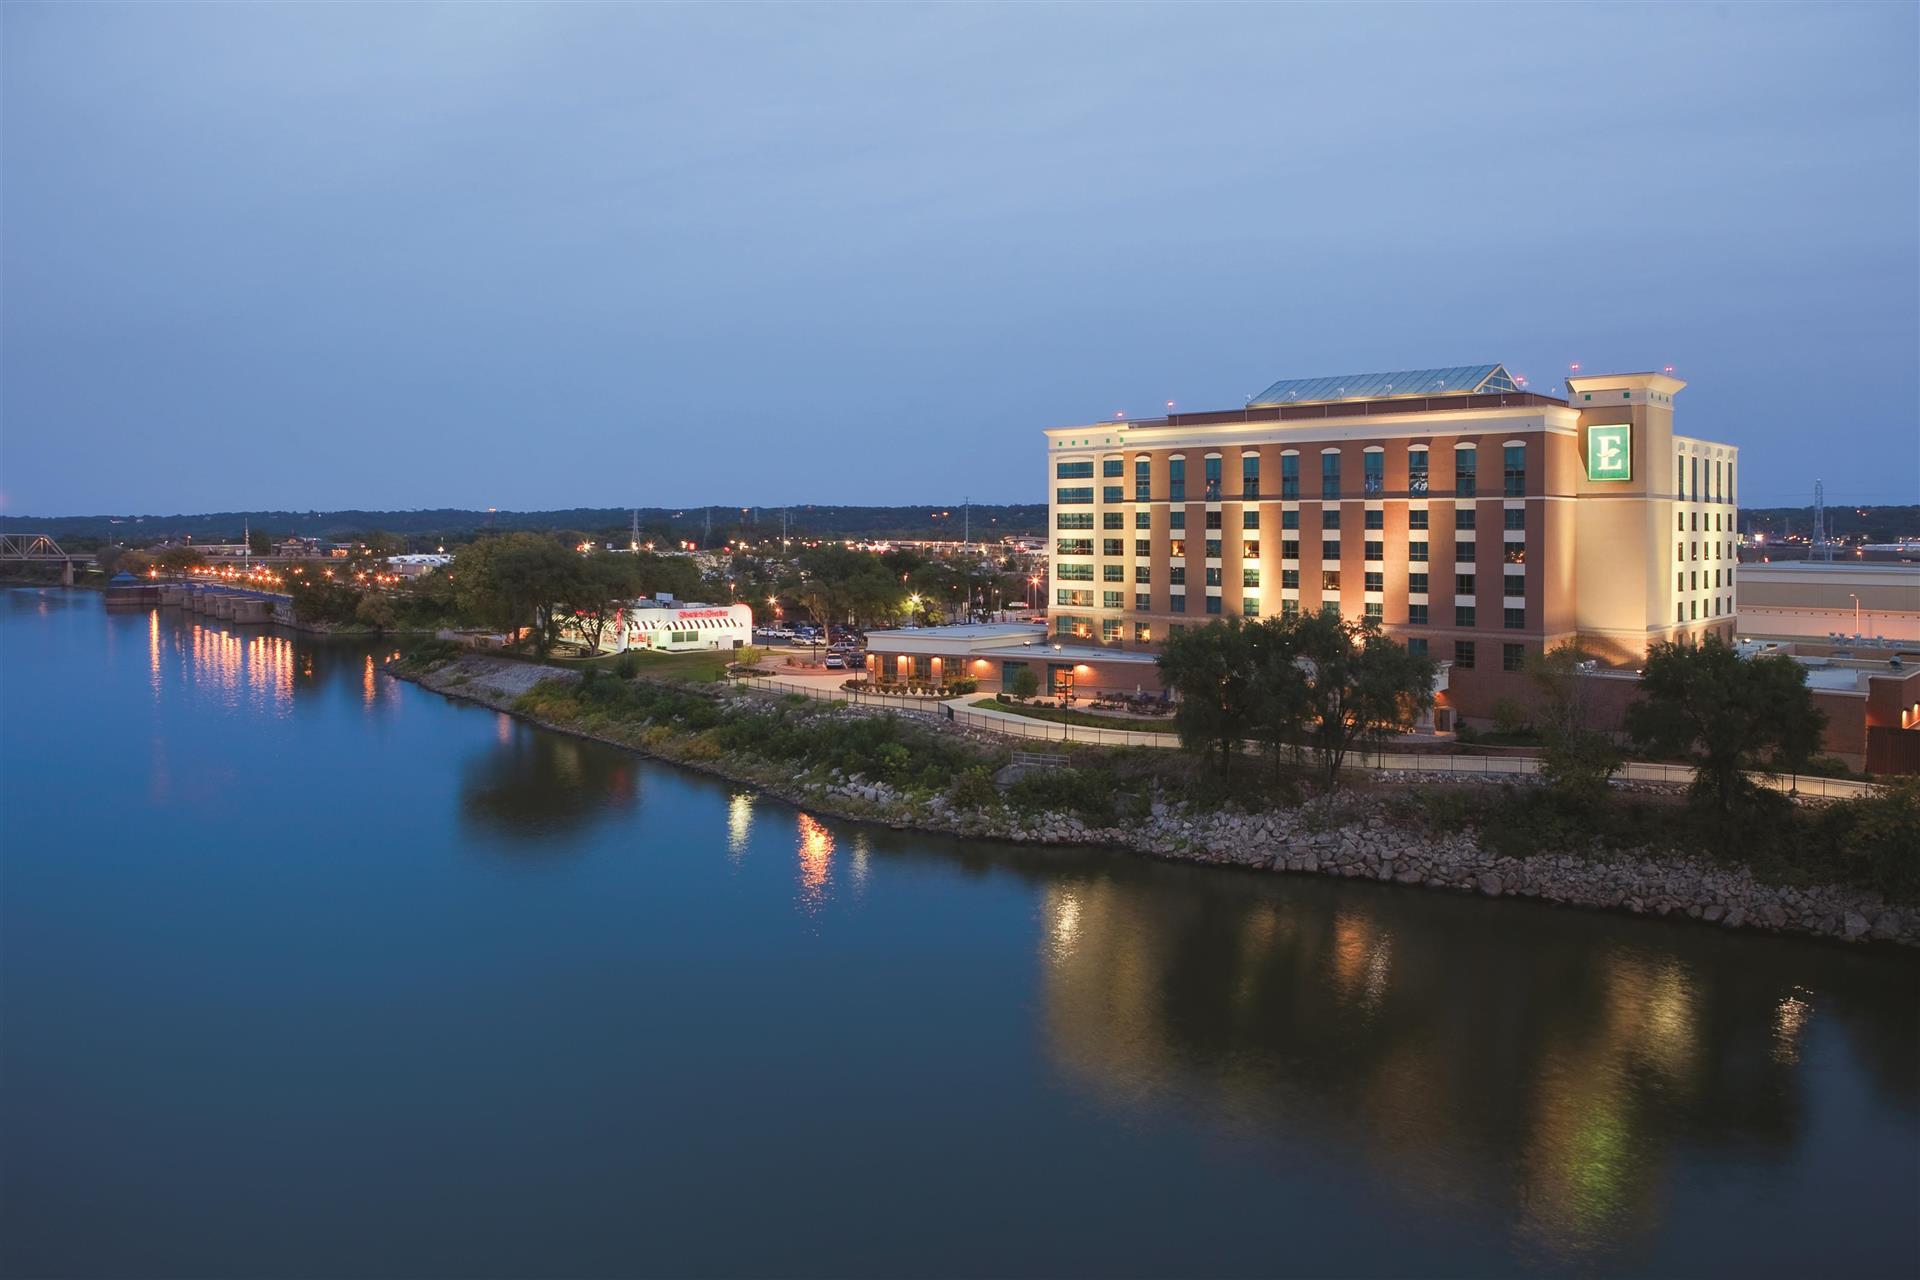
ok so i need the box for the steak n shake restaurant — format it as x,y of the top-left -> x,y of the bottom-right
861,622 -> 1161,697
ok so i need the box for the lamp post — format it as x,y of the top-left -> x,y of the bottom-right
1850,592 -> 1862,637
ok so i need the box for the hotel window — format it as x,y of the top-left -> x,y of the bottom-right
1504,607 -> 1524,630
1504,544 -> 1526,565
1281,454 -> 1299,498
1323,509 -> 1341,530
1408,604 -> 1428,625
1242,455 -> 1260,499
1135,566 -> 1151,584
1282,540 -> 1300,560
1691,600 -> 1698,620
1364,571 -> 1384,592
1691,457 -> 1699,499
1102,458 -> 1123,478
1103,486 -> 1123,503
1409,541 -> 1428,562
1057,461 -> 1094,479
1455,448 -> 1477,496
1282,569 -> 1300,589
1058,512 -> 1094,530
1102,538 -> 1123,556
1169,458 -> 1186,501
1365,509 -> 1383,530
1322,570 -> 1341,591
1503,509 -> 1525,531
1503,445 -> 1526,496
1204,456 -> 1223,500
1676,572 -> 1684,593
1282,509 -> 1299,530
1244,596 -> 1260,617
1103,592 -> 1124,610
1169,566 -> 1186,585
1206,567 -> 1223,587
1102,619 -> 1122,641
1206,595 -> 1222,615
1455,573 -> 1476,595
1322,539 -> 1341,560
1056,589 -> 1092,606
1364,451 -> 1384,495
1691,513 -> 1699,531
1169,539 -> 1186,558
1135,539 -> 1150,556
1056,538 -> 1092,556
1503,643 -> 1525,672
1170,510 -> 1185,530
1690,571 -> 1698,590
1057,486 -> 1093,505
1677,603 -> 1685,623
1365,602 -> 1383,621
1456,507 -> 1476,531
1409,572 -> 1428,594
1407,637 -> 1428,657
1504,574 -> 1524,597
1676,453 -> 1685,498
1322,452 -> 1341,498
1135,459 -> 1151,502
1677,513 -> 1685,532
1455,605 -> 1476,628
1170,593 -> 1185,613
1135,623 -> 1152,642
1364,540 -> 1383,561
1205,510 -> 1222,530
1135,511 -> 1150,529
1103,512 -> 1124,530
1282,600 -> 1301,620
1455,640 -> 1475,669
1205,540 -> 1222,559
1243,568 -> 1260,588
1243,541 -> 1259,559
1134,592 -> 1150,611
1103,565 -> 1124,582
1408,450 -> 1429,494
1243,510 -> 1260,530
1057,564 -> 1093,581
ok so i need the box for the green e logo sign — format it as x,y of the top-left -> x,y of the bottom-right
1586,424 -> 1631,481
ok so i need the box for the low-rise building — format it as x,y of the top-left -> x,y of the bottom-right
1736,561 -> 1920,645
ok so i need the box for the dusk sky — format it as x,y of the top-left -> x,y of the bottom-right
3,2 -> 1915,517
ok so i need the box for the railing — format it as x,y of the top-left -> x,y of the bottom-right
944,703 -> 1885,796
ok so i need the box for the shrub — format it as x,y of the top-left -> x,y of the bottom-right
1008,667 -> 1040,700
1800,782 -> 1920,901
614,651 -> 643,679
1491,698 -> 1532,737
949,766 -> 999,811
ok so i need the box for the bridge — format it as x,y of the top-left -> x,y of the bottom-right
0,534 -> 93,585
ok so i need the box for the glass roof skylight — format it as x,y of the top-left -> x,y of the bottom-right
1248,364 -> 1519,407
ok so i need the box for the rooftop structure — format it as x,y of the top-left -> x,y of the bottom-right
1250,363 -> 1522,407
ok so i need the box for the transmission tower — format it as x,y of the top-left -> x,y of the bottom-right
1812,480 -> 1834,562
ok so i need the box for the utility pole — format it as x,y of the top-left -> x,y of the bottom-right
963,496 -> 970,545
630,508 -> 639,551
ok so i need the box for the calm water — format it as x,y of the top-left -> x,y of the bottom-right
2,589 -> 1916,1278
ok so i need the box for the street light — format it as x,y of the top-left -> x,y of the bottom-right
1850,592 -> 1862,636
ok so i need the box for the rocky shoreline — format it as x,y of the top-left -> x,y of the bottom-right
395,654 -> 1920,948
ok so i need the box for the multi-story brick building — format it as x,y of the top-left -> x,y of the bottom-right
1039,363 -> 1736,722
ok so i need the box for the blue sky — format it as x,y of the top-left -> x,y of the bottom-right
3,2 -> 1915,515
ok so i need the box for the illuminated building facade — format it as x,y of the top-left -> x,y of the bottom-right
1045,364 -> 1739,722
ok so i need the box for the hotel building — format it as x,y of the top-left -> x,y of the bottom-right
1041,363 -> 1736,721
861,363 -> 1740,726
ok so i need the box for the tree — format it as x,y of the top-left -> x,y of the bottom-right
1293,611 -> 1437,794
1157,618 -> 1259,779
1528,641 -> 1623,807
1008,666 -> 1039,700
354,593 -> 397,633
1248,616 -> 1313,783
1625,635 -> 1828,835
563,554 -> 644,653
451,533 -> 585,654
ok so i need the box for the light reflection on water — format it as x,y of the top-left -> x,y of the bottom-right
794,812 -> 835,911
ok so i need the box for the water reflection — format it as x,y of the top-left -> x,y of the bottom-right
794,812 -> 835,912
1029,870 -> 1920,1270
727,792 -> 754,863
459,724 -> 639,843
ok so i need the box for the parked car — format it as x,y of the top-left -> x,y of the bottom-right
824,654 -> 845,669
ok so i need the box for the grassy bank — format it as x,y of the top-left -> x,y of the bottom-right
391,647 -> 1920,910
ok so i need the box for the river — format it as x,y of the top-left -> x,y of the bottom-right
2,589 -> 1916,1278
